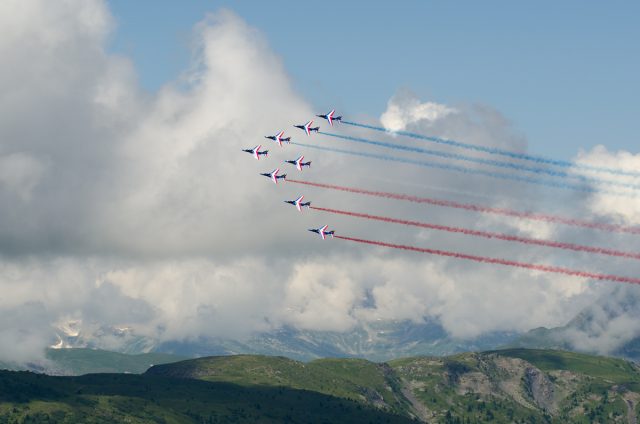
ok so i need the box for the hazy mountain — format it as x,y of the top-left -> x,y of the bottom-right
50,317 -> 518,362
156,320 -> 518,362
48,284 -> 640,366
0,348 -> 185,376
511,285 -> 640,361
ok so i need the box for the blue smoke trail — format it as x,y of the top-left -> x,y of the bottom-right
289,141 -> 636,198
342,121 -> 640,178
319,131 -> 640,192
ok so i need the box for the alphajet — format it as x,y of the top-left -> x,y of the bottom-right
242,145 -> 268,160
308,225 -> 335,240
293,120 -> 320,136
316,109 -> 342,126
285,155 -> 311,171
284,195 -> 311,212
264,131 -> 291,147
260,168 -> 286,184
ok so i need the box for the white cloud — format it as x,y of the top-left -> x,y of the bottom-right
350,256 -> 593,339
561,284 -> 640,356
574,145 -> 640,225
380,90 -> 456,132
103,258 -> 285,341
280,260 -> 360,332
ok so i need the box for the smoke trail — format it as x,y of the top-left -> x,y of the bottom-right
319,131 -> 640,192
287,179 -> 640,235
342,121 -> 640,178
335,235 -> 640,285
368,174 -> 507,202
312,206 -> 640,260
289,141 -> 634,197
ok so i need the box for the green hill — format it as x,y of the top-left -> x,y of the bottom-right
146,355 -> 411,415
2,349 -> 640,423
0,370 -> 413,423
148,350 -> 640,423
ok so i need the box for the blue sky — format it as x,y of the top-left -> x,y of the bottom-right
108,0 -> 639,160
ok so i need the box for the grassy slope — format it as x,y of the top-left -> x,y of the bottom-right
148,349 -> 640,423
146,355 -> 411,415
2,348 -> 640,423
0,371 -> 414,424
493,348 -> 640,383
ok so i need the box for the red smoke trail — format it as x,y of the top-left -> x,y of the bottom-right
334,235 -> 640,285
312,206 -> 640,261
287,179 -> 640,236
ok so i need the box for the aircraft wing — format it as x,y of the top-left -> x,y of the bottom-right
327,109 -> 335,126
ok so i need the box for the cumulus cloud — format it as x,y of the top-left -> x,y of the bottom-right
103,258 -> 286,341
380,90 -> 457,132
281,260 -> 361,332
574,145 -> 640,225
0,0 -> 637,364
0,0 -> 322,361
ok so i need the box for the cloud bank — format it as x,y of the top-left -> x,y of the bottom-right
0,0 -> 638,363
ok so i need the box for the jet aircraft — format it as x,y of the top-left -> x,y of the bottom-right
316,109 -> 342,126
264,131 -> 291,147
284,195 -> 311,212
308,225 -> 335,240
285,155 -> 311,171
242,145 -> 268,160
293,120 -> 320,136
260,168 -> 286,184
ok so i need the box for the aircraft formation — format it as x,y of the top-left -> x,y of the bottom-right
239,107 -> 640,286
241,109 -> 339,239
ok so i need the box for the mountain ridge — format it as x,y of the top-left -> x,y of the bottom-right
2,348 -> 639,423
